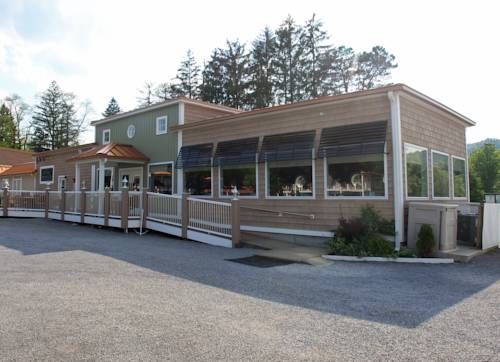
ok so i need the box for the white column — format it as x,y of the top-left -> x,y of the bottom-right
388,91 -> 404,251
98,159 -> 106,192
176,130 -> 183,195
75,163 -> 81,191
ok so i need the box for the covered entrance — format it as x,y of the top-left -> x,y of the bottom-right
119,167 -> 143,191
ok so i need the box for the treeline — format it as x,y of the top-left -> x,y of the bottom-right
136,14 -> 397,110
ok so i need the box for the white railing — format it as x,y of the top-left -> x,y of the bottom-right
109,191 -> 122,217
8,190 -> 47,210
147,192 -> 182,226
64,191 -> 81,214
48,191 -> 62,212
188,197 -> 231,237
129,191 -> 142,218
85,191 -> 104,216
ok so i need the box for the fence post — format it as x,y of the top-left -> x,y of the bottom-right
2,187 -> 8,217
142,189 -> 148,229
104,187 -> 110,227
181,192 -> 189,239
80,188 -> 86,224
44,188 -> 49,219
476,203 -> 484,249
121,186 -> 129,232
60,189 -> 65,221
231,198 -> 241,247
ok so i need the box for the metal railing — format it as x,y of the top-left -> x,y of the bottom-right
188,197 -> 232,237
147,192 -> 182,226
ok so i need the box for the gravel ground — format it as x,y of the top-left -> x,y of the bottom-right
0,218 -> 499,361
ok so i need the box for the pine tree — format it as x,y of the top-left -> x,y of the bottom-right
220,40 -> 249,109
354,46 -> 398,90
200,50 -> 226,105
154,82 -> 180,102
175,50 -> 201,99
0,104 -> 16,148
332,46 -> 356,93
137,82 -> 155,107
248,27 -> 277,109
102,97 -> 121,117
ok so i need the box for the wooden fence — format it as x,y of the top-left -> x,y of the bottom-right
1,187 -> 239,248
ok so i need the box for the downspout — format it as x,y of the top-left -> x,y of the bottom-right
388,91 -> 404,251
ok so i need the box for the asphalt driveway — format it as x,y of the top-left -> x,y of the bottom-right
0,218 -> 499,361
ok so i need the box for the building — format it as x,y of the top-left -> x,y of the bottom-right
0,147 -> 35,189
31,84 -> 474,247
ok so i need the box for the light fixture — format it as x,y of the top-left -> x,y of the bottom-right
122,176 -> 129,188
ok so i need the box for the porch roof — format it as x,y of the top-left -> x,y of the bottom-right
67,143 -> 149,163
0,162 -> 36,176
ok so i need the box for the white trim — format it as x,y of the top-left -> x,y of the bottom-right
12,177 -> 22,190
218,161 -> 259,199
241,225 -> 334,238
90,164 -> 96,191
323,149 -> 388,200
147,219 -> 182,237
451,155 -> 468,200
178,103 -> 185,125
388,91 -> 404,251
39,165 -> 54,184
155,116 -> 168,135
264,157 -> 316,200
102,129 -> 111,144
127,124 -> 136,139
404,143 -> 430,200
431,149 -> 451,200
187,229 -> 232,248
148,161 -> 174,194
176,131 -> 183,195
94,166 -> 115,191
57,175 -> 67,191
464,129 -> 470,202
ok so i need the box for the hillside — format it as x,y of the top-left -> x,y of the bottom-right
467,138 -> 500,154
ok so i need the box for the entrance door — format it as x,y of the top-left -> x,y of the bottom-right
119,167 -> 143,191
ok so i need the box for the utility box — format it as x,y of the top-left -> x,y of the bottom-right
407,202 -> 459,251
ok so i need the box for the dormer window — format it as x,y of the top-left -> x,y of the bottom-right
156,116 -> 167,135
103,129 -> 111,144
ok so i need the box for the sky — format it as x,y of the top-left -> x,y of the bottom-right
0,0 -> 498,144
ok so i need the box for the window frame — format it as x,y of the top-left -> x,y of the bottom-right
404,143 -> 429,200
431,149 -> 451,200
265,152 -> 316,200
323,146 -> 388,200
218,162 -> 259,199
156,116 -> 168,135
148,161 -> 174,195
127,124 -> 136,139
39,165 -> 55,185
102,129 -> 111,144
451,155 -> 468,200
12,177 -> 22,190
183,167 -> 213,198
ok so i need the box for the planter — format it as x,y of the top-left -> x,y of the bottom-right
322,255 -> 454,264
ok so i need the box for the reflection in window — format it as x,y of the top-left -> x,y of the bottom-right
150,164 -> 173,194
185,168 -> 211,196
268,160 -> 313,197
405,145 -> 428,198
453,157 -> 466,198
326,154 -> 385,197
432,152 -> 450,198
221,165 -> 256,197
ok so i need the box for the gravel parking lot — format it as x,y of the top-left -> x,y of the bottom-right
0,218 -> 499,361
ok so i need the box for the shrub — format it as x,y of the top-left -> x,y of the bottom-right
329,234 -> 397,258
336,217 -> 366,242
416,224 -> 435,257
360,205 -> 382,234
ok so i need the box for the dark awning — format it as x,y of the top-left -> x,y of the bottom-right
213,137 -> 259,167
318,121 -> 387,158
175,143 -> 213,169
259,131 -> 315,162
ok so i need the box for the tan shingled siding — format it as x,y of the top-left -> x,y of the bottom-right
184,104 -> 238,124
400,94 -> 469,203
1,174 -> 35,190
183,94 -> 394,232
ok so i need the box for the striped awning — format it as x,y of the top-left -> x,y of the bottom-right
175,143 -> 213,169
213,137 -> 259,166
259,131 -> 315,162
318,121 -> 387,158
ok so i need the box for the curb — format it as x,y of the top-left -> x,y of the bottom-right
322,255 -> 454,264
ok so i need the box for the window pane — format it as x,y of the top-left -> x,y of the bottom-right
150,164 -> 173,194
185,168 -> 211,196
41,168 -> 53,182
432,152 -> 449,197
268,160 -> 313,197
221,165 -> 256,197
95,169 -> 114,190
327,154 -> 385,197
405,146 -> 428,198
453,158 -> 466,198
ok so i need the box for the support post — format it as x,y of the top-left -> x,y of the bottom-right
2,187 -> 8,217
60,189 -> 65,221
231,198 -> 241,247
121,186 -> 129,232
80,188 -> 86,224
104,187 -> 110,227
44,188 -> 49,219
181,192 -> 189,239
142,188 -> 148,228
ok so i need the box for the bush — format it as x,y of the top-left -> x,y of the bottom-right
329,234 -> 397,258
416,224 -> 435,257
336,217 -> 366,242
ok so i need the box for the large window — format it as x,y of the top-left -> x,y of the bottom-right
432,151 -> 450,198
452,157 -> 467,198
326,154 -> 385,197
40,166 -> 54,184
267,160 -> 313,197
149,163 -> 173,194
405,144 -> 428,198
220,165 -> 256,197
102,129 -> 111,144
184,168 -> 212,196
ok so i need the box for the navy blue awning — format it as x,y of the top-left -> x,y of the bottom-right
175,143 -> 213,169
259,131 -> 315,162
213,137 -> 259,166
